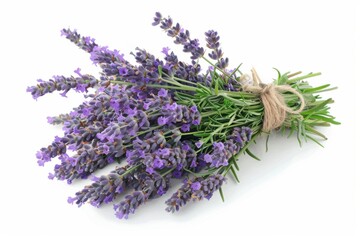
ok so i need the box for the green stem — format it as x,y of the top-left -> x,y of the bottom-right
131,125 -> 162,140
181,131 -> 208,136
146,84 -> 197,91
162,73 -> 197,86
287,72 -> 321,84
201,109 -> 234,117
160,167 -> 176,177
159,77 -> 183,87
120,163 -> 142,178
218,90 -> 258,99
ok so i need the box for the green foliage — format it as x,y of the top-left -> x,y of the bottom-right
114,65 -> 339,195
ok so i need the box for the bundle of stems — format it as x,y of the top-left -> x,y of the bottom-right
27,12 -> 339,219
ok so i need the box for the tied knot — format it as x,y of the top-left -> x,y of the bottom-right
259,83 -> 273,94
243,68 -> 305,132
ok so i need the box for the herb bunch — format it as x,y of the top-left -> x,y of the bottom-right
27,12 -> 339,219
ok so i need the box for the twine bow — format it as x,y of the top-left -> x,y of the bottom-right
243,68 -> 305,132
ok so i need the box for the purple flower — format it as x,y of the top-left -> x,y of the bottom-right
46,114 -> 70,125
167,23 -> 181,37
160,103 -> 201,127
27,74 -> 99,99
82,107 -> 91,117
70,166 -> 136,207
195,141 -> 203,148
161,47 -> 170,56
119,67 -> 128,75
160,17 -> 173,30
190,105 -> 198,112
110,98 -> 120,112
61,28 -> 98,53
192,119 -> 200,125
166,174 -> 225,213
205,30 -> 228,68
67,197 -> 76,204
153,16 -> 207,60
76,83 -> 88,93
107,157 -> 115,163
52,146 -> 114,182
146,167 -> 155,174
213,142 -> 225,151
157,186 -> 166,196
203,127 -> 253,167
114,191 -> 146,219
59,154 -> 77,166
165,179 -> 192,212
88,45 -> 129,76
172,169 -> 184,179
217,57 -> 229,69
113,170 -> 170,219
191,182 -> 201,191
182,143 -> 190,151
96,133 -> 106,141
47,116 -> 54,124
157,116 -> 168,126
153,157 -> 164,169
48,173 -> 55,180
181,124 -> 190,132
157,148 -> 170,157
152,12 -> 162,26
143,102 -> 151,110
124,107 -> 137,116
192,174 -> 226,200
132,48 -> 163,74
36,150 -> 52,166
204,154 -> 212,163
158,88 -> 168,97
101,144 -> 110,154
74,67 -> 82,77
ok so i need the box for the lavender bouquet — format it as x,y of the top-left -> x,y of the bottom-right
27,12 -> 339,219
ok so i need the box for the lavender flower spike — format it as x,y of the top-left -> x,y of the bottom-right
36,136 -> 66,166
114,171 -> 170,219
61,28 -> 97,53
114,191 -> 146,219
70,166 -> 137,207
205,30 -> 223,60
27,74 -> 98,99
153,13 -> 205,60
165,179 -> 193,213
165,174 -> 226,213
191,174 -> 226,200
204,127 -> 253,167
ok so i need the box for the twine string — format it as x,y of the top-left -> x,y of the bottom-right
243,68 -> 305,132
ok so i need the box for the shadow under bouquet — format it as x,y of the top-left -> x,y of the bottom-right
27,12 -> 339,219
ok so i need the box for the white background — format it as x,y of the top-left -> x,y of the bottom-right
0,0 -> 359,239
